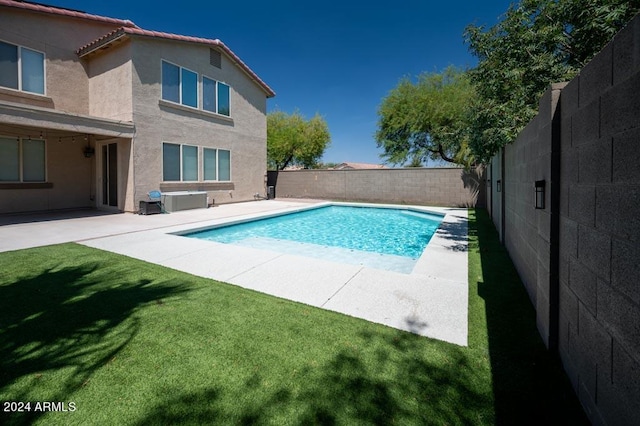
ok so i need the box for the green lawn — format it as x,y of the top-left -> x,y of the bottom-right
0,209 -> 587,425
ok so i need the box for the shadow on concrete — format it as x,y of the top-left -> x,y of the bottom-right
0,208 -> 121,227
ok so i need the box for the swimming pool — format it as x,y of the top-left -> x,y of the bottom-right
181,204 -> 443,273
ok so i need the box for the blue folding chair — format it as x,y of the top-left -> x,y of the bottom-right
147,190 -> 165,214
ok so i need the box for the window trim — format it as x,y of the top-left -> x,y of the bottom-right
202,76 -> 231,117
202,147 -> 231,182
161,59 -> 232,117
0,136 -> 47,183
162,142 -> 200,182
161,60 -> 199,109
0,39 -> 46,95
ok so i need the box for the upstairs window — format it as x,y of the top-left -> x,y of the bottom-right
0,41 -> 45,95
162,59 -> 232,117
203,77 -> 230,116
161,60 -> 198,108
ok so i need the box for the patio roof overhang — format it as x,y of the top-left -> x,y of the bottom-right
0,100 -> 135,139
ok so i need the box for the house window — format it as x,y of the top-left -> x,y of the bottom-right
162,60 -> 232,116
203,77 -> 230,116
203,148 -> 231,181
0,41 -> 45,95
161,61 -> 180,103
0,137 -> 46,182
181,68 -> 198,108
218,83 -> 230,116
162,61 -> 198,108
162,143 -> 199,181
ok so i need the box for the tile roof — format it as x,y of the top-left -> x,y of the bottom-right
0,0 -> 138,28
76,26 -> 275,98
2,1 -> 275,98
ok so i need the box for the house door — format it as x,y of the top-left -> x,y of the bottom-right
102,143 -> 118,207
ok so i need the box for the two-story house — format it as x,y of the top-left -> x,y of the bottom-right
0,0 -> 275,214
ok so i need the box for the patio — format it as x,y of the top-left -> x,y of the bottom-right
0,200 -> 468,345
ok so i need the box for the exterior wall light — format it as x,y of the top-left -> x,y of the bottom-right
535,180 -> 546,209
83,146 -> 95,158
496,179 -> 502,192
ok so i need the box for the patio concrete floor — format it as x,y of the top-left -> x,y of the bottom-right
0,200 -> 469,346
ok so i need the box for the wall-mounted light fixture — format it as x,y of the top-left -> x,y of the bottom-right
535,180 -> 546,209
83,135 -> 94,158
83,146 -> 95,158
496,179 -> 502,192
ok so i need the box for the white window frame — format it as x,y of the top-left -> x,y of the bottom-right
0,40 -> 46,95
203,147 -> 231,181
202,76 -> 231,117
161,60 -> 199,109
0,136 -> 47,182
162,142 -> 199,182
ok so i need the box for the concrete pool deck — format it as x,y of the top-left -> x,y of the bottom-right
0,200 -> 469,346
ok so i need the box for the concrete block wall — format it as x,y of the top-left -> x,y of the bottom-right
557,15 -> 640,425
271,167 -> 485,207
490,14 -> 640,426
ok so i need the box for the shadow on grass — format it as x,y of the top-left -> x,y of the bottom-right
470,209 -> 589,425
136,331 -> 493,425
0,257 -> 189,426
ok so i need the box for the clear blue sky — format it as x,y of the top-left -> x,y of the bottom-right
50,0 -> 514,165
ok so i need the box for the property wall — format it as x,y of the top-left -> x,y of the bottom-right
489,14 -> 640,426
502,84 -> 563,348
271,167 -> 485,207
556,16 -> 640,425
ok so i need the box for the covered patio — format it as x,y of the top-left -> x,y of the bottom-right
0,99 -> 134,214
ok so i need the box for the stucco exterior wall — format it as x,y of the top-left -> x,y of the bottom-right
0,7 -> 131,215
0,8 -> 123,115
0,4 -> 269,214
271,167 -> 485,207
0,131 -> 96,214
88,42 -> 134,122
129,38 -> 267,206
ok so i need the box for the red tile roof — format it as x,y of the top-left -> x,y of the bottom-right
76,27 -> 276,98
0,0 -> 138,28
2,1 -> 275,98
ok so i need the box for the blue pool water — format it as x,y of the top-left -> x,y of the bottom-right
183,205 -> 443,272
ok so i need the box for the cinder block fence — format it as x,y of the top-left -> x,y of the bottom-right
487,14 -> 640,426
268,167 -> 485,208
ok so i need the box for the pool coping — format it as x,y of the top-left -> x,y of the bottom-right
79,201 -> 469,346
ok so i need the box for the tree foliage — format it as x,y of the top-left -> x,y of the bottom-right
375,66 -> 476,167
267,110 -> 331,170
465,0 -> 640,162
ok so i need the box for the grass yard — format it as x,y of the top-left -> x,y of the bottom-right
0,209 -> 587,425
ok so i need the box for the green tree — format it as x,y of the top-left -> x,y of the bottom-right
267,110 -> 331,170
465,0 -> 640,162
375,66 -> 476,167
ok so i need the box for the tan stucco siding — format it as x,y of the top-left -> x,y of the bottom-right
0,131 -> 94,214
129,38 -> 268,206
0,8 -> 121,115
88,42 -> 134,122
